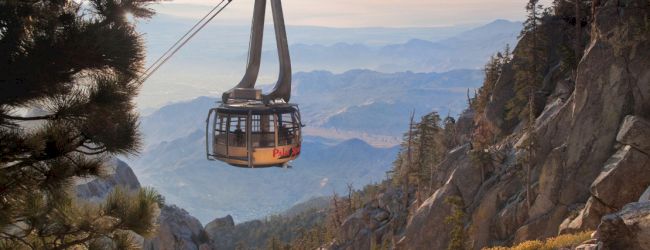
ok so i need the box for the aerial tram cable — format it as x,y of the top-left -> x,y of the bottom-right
136,0 -> 233,84
140,0 -> 227,79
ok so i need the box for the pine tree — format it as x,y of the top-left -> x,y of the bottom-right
506,0 -> 549,122
329,191 -> 343,231
442,115 -> 458,149
470,118 -> 494,184
503,43 -> 512,63
402,112 -> 416,209
346,182 -> 355,212
414,112 -> 444,198
0,0 -> 160,248
444,196 -> 466,250
474,55 -> 503,114
574,0 -> 582,59
522,92 -> 539,209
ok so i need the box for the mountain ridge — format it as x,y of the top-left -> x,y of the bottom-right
137,19 -> 518,108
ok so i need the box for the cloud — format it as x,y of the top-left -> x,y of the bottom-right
152,0 -> 554,27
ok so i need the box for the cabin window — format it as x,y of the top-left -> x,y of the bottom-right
278,111 -> 299,146
214,114 -> 227,145
251,114 -> 276,147
228,115 -> 247,147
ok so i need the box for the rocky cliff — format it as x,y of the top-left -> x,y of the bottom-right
329,0 -> 650,249
142,205 -> 213,250
74,158 -> 212,250
76,158 -> 141,201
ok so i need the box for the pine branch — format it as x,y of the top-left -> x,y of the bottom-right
74,149 -> 108,155
79,144 -> 107,151
0,114 -> 56,121
51,234 -> 95,250
0,232 -> 35,249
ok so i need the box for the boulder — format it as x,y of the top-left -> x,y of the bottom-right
616,116 -> 650,154
513,205 -> 569,244
75,158 -> 141,201
591,145 -> 650,209
204,215 -> 235,250
143,205 -> 212,250
598,202 -> 650,250
560,197 -> 614,234
561,144 -> 650,234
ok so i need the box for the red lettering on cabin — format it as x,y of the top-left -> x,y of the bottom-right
273,145 -> 301,159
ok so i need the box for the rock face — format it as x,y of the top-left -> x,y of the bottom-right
331,187 -> 407,250
75,158 -> 141,201
74,159 -> 212,250
616,116 -> 650,155
143,205 -> 213,250
591,145 -> 650,210
598,202 -> 650,250
561,115 -> 650,234
338,1 -> 650,249
483,62 -> 516,136
204,215 -> 235,250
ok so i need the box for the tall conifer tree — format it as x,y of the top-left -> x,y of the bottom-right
0,0 -> 160,248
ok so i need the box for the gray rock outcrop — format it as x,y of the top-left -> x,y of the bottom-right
561,115 -> 650,234
335,0 -> 650,249
204,215 -> 235,250
331,187 -> 407,250
74,159 -> 212,250
598,202 -> 650,250
75,158 -> 141,201
143,205 -> 213,250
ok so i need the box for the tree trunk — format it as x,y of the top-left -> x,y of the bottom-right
526,89 -> 535,209
403,112 -> 415,210
575,0 -> 582,61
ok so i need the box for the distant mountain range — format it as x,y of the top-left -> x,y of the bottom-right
137,19 -> 520,108
263,19 -> 522,73
139,68 -> 482,148
292,69 -> 483,138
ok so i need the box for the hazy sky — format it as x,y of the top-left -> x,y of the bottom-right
154,0 -> 554,27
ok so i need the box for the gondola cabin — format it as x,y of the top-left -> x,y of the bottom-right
206,90 -> 302,168
205,0 -> 300,168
